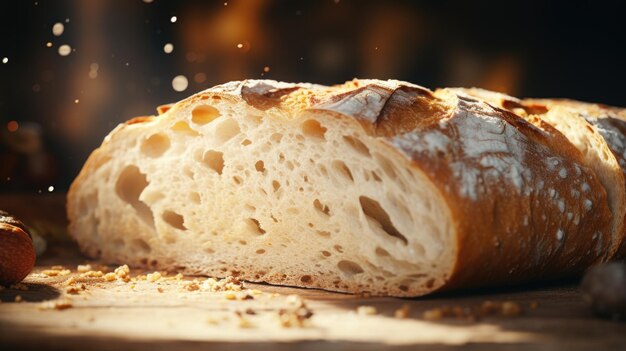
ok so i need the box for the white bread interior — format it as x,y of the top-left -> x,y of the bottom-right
68,89 -> 455,297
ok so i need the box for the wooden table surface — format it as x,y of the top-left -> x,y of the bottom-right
1,194 -> 625,351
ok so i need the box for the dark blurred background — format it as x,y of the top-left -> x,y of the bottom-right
1,0 -> 625,193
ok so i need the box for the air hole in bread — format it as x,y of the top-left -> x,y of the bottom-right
425,278 -> 436,289
162,210 -> 187,231
189,192 -> 201,204
359,196 -> 408,245
300,275 -> 312,283
321,250 -> 331,257
171,121 -> 200,136
318,165 -> 329,177
371,171 -> 382,182
247,218 -> 266,235
182,166 -> 194,179
215,118 -> 241,143
375,247 -> 390,257
301,119 -> 327,140
270,133 -> 283,143
191,105 -> 221,125
241,139 -> 252,146
343,135 -> 371,157
374,154 -> 398,180
115,166 -> 154,227
256,249 -> 266,254
316,230 -> 331,238
414,243 -> 426,256
204,247 -> 215,254
201,150 -> 225,174
272,180 -> 281,192
332,160 -> 354,182
233,176 -> 243,185
131,238 -> 151,254
239,240 -> 247,245
334,244 -> 344,253
337,260 -> 364,277
313,199 -> 330,216
255,160 -> 265,172
141,133 -> 170,158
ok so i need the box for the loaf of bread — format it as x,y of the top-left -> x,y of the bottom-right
67,79 -> 621,297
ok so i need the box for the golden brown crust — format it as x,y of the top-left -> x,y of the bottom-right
522,98 -> 626,258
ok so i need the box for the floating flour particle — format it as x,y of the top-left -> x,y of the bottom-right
58,44 -> 72,56
172,75 -> 188,92
52,22 -> 64,36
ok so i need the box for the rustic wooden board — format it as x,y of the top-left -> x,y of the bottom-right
1,194 -> 625,351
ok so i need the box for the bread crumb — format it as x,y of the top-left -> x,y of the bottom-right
225,293 -> 237,300
356,305 -> 378,316
77,264 -> 92,273
80,270 -> 104,278
38,299 -> 73,310
237,317 -> 254,328
394,304 -> 411,318
42,269 -> 71,277
14,295 -> 23,303
147,272 -> 162,282
157,287 -> 164,293
51,265 -> 66,270
114,265 -> 131,282
422,308 -> 444,321
239,292 -> 254,300
501,301 -> 523,316
250,289 -> 263,295
422,301 -> 525,321
182,280 -> 199,291
103,272 -> 117,282
277,295 -> 313,328
65,284 -> 86,295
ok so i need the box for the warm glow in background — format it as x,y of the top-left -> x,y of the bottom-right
1,0 -> 625,192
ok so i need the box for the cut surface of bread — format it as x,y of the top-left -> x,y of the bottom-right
68,80 -> 616,296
